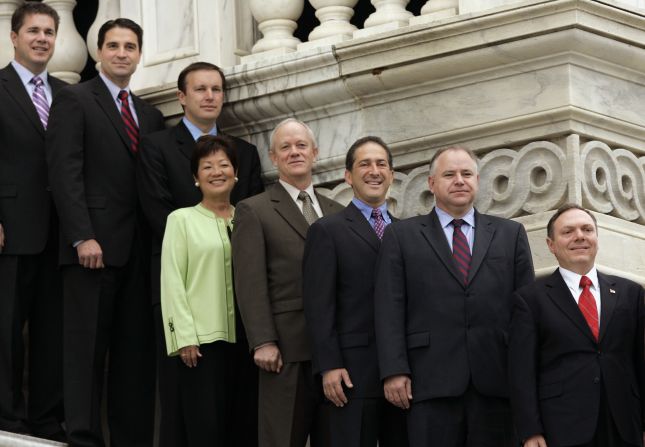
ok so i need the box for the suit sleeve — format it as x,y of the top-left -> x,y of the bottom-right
160,212 -> 198,356
232,200 -> 278,351
137,135 -> 175,242
374,224 -> 411,380
303,221 -> 342,374
514,222 -> 535,289
46,87 -> 94,245
508,290 -> 544,440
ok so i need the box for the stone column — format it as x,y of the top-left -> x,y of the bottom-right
245,0 -> 304,61
0,0 -> 22,67
300,0 -> 358,49
354,0 -> 413,38
86,0 -> 119,63
43,0 -> 87,84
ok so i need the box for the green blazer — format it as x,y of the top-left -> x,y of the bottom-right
160,204 -> 236,356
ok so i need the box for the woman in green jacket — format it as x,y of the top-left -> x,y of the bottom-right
160,135 -> 239,445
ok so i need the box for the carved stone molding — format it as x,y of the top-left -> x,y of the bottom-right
580,140 -> 645,224
317,136 -> 645,222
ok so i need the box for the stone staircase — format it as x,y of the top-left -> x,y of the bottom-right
0,431 -> 65,447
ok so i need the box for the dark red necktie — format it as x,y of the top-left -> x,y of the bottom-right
579,275 -> 599,341
118,90 -> 139,153
452,219 -> 471,285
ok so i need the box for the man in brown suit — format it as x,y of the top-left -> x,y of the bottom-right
232,118 -> 342,447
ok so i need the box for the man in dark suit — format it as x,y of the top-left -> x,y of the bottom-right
303,136 -> 408,447
374,146 -> 535,446
137,61 -> 263,447
232,118 -> 343,447
509,204 -> 645,447
0,3 -> 66,440
46,18 -> 164,447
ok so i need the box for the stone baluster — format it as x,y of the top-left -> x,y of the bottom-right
355,0 -> 413,38
245,0 -> 304,61
86,0 -> 119,63
43,0 -> 87,84
411,0 -> 458,25
300,0 -> 358,50
0,0 -> 22,67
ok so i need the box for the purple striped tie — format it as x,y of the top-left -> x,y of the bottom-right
372,208 -> 385,239
452,219 -> 471,285
117,90 -> 139,153
30,76 -> 49,129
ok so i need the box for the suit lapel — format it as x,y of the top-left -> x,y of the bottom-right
598,272 -> 618,343
270,183 -> 309,239
174,121 -> 195,161
468,211 -> 494,283
420,210 -> 464,285
1,64 -> 44,135
132,94 -> 152,134
317,192 -> 339,217
48,73 -> 66,95
545,270 -> 597,343
345,202 -> 380,252
91,76 -> 132,155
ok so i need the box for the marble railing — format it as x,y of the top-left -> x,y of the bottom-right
242,0 -> 645,61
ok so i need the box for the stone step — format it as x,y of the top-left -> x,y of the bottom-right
0,431 -> 66,447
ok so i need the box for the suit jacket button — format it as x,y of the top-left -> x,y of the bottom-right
593,377 -> 600,384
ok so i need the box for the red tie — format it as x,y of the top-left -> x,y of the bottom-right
118,90 -> 139,153
579,275 -> 599,341
452,219 -> 471,285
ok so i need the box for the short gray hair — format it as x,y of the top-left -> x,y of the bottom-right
269,118 -> 317,152
428,146 -> 478,176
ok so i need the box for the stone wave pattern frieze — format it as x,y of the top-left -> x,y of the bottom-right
317,139 -> 645,221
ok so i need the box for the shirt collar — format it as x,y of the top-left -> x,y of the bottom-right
11,60 -> 48,86
351,197 -> 391,223
435,206 -> 475,229
279,179 -> 315,203
558,266 -> 599,291
182,117 -> 218,141
99,72 -> 131,103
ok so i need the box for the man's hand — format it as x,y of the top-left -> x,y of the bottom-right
384,374 -> 412,409
0,223 -> 4,253
77,239 -> 104,269
322,368 -> 353,407
179,345 -> 202,368
523,435 -> 547,447
254,342 -> 283,373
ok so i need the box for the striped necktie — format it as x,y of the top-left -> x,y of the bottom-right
452,219 -> 471,285
30,76 -> 49,129
118,90 -> 139,153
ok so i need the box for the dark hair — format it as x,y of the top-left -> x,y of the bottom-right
190,135 -> 238,177
546,203 -> 597,239
345,136 -> 393,171
428,146 -> 478,176
178,62 -> 227,94
12,2 -> 60,33
97,18 -> 143,49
